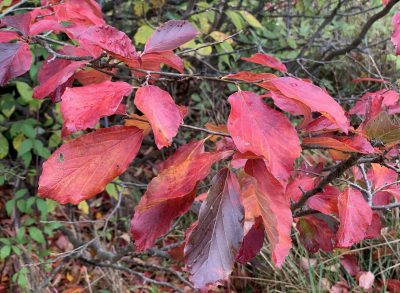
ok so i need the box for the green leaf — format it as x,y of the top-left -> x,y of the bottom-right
33,140 -> 51,159
12,246 -> 21,256
239,11 -> 262,28
22,217 -> 35,227
21,151 -> 32,167
17,199 -> 27,213
225,11 -> 245,30
12,134 -> 24,153
22,124 -> 36,139
28,227 -> 45,244
0,238 -> 11,245
36,198 -> 48,219
18,139 -> 33,156
16,227 -> 26,244
15,189 -> 27,199
0,94 -> 16,118
0,245 -> 11,259
0,133 -> 9,159
134,25 -> 154,45
17,270 -> 28,288
49,132 -> 61,148
106,183 -> 121,200
16,81 -> 33,102
6,199 -> 15,216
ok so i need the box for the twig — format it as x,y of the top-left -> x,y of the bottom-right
79,257 -> 185,293
36,258 -> 69,292
128,259 -> 194,289
373,180 -> 400,194
177,30 -> 243,56
181,123 -> 230,136
0,0 -> 28,18
311,0 -> 400,71
36,39 -> 93,61
292,153 -> 362,210
359,163 -> 373,205
372,202 -> 400,210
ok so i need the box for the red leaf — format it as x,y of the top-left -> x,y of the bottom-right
236,220 -> 264,263
33,45 -> 88,99
224,71 -> 277,82
387,279 -> 400,292
307,186 -> 339,215
245,159 -> 292,268
392,12 -> 400,55
54,0 -> 105,26
331,281 -> 350,293
302,135 -> 375,154
336,188 -> 373,247
340,254 -> 360,276
144,20 -> 198,54
61,81 -> 132,136
184,169 -> 244,289
365,212 -> 382,239
140,51 -> 184,73
67,24 -> 139,64
369,163 -> 400,202
304,116 -> 344,134
131,188 -> 197,251
74,68 -> 113,85
38,126 -> 143,204
242,52 -> 287,73
134,85 -> 183,149
1,10 -> 62,37
264,77 -> 349,132
2,12 -> 31,36
227,91 -> 301,184
370,163 -> 398,189
286,176 -> 316,202
0,31 -> 20,42
131,140 -> 232,250
296,215 -> 335,253
349,90 -> 399,116
0,42 -> 32,86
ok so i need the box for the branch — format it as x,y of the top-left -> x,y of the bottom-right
359,163 -> 373,206
372,202 -> 400,210
292,153 -> 363,210
310,0 -> 400,71
33,37 -> 93,61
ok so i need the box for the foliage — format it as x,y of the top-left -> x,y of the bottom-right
2,0 -> 400,292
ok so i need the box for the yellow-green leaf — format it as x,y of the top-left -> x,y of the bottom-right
78,200 -> 90,215
134,25 -> 155,45
0,133 -> 8,159
225,11 -> 245,30
239,11 -> 262,28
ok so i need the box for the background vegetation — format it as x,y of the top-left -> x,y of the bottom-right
1,0 -> 400,292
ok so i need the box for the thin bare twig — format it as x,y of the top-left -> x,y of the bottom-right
359,163 -> 373,205
79,257 -> 185,293
311,0 -> 400,71
177,30 -> 243,56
